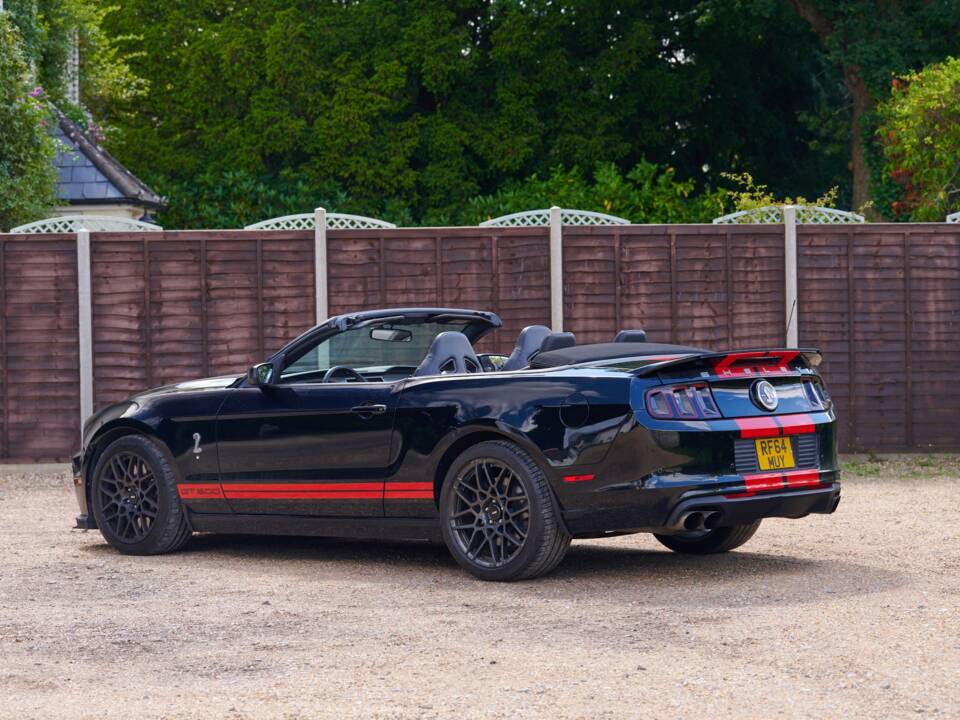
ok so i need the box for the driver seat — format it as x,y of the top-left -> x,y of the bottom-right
413,331 -> 482,377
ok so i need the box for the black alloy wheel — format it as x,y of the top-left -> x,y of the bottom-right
91,435 -> 192,555
97,451 -> 160,543
440,440 -> 570,581
449,457 -> 531,568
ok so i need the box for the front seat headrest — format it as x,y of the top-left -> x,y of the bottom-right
413,331 -> 482,377
614,329 -> 647,343
503,325 -> 552,370
539,332 -> 576,353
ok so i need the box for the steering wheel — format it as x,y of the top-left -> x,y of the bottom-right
321,365 -> 367,383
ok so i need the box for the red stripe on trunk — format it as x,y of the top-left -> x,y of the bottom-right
735,417 -> 780,438
778,414 -> 815,435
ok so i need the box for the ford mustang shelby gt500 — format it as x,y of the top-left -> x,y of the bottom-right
72,307 -> 839,581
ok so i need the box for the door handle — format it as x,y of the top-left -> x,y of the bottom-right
351,403 -> 387,416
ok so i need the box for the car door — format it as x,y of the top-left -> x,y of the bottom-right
215,381 -> 399,517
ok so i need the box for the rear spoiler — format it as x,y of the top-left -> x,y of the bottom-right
634,349 -> 822,378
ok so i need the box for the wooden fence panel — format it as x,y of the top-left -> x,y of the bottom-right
0,234 -> 79,460
0,224 -> 957,461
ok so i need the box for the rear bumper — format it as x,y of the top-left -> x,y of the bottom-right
662,483 -> 840,530
563,478 -> 841,537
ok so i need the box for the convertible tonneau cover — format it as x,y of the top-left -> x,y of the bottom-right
530,342 -> 705,368
530,343 -> 822,375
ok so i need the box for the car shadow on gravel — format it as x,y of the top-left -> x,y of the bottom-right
84,532 -> 908,606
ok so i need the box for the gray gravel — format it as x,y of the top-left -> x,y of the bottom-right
0,460 -> 958,719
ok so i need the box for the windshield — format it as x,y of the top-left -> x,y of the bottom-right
280,321 -> 470,381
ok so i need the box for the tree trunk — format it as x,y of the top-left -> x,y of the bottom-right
844,66 -> 875,217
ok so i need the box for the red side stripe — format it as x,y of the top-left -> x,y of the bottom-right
384,482 -> 433,491
384,491 -> 434,499
735,417 -> 780,438
225,491 -> 382,500
178,483 -> 225,500
221,482 -> 382,493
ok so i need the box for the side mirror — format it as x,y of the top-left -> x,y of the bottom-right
248,362 -> 275,387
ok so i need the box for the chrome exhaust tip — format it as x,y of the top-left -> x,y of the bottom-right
681,511 -> 705,531
702,510 -> 723,530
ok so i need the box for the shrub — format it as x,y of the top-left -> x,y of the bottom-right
0,14 -> 57,231
877,58 -> 960,220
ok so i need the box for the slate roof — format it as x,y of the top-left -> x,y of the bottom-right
53,111 -> 165,210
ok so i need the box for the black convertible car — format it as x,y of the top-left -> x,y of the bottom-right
72,307 -> 840,580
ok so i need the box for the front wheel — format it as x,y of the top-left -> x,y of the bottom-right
90,435 -> 192,555
440,440 -> 570,581
654,520 -> 762,555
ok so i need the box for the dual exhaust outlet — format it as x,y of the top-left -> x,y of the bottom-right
677,509 -> 723,532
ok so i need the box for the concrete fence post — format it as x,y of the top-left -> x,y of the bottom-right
314,207 -> 328,324
76,229 -> 93,433
782,205 -> 799,347
549,205 -> 563,331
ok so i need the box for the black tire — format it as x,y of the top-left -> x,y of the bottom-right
653,520 -> 761,555
440,440 -> 571,581
90,435 -> 192,555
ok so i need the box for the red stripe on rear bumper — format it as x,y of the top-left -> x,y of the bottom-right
784,469 -> 821,488
726,469 -> 823,498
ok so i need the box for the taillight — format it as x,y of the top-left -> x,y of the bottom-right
645,384 -> 721,419
803,378 -> 831,409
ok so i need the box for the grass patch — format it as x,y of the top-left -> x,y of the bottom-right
840,453 -> 960,479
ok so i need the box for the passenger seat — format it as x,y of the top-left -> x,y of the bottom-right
614,329 -> 647,343
502,325 -> 552,371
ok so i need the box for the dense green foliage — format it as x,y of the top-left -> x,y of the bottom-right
5,0 -> 144,116
0,12 -> 57,231
5,1 -> 960,227
456,161 -> 727,226
785,1 -> 960,215
99,0 -> 857,228
877,58 -> 960,221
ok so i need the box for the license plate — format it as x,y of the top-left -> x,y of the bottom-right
755,437 -> 795,470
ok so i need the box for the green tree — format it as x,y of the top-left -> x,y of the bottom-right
99,0 -> 844,227
877,58 -> 960,221
454,160 -> 727,226
0,12 -> 57,231
785,0 -> 960,215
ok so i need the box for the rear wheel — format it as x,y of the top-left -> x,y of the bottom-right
90,435 -> 192,555
440,440 -> 570,581
654,520 -> 761,554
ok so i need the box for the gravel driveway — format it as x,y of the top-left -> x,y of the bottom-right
1,458 -> 958,719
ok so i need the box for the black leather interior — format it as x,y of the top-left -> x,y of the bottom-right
614,329 -> 647,343
413,331 -> 482,377
539,332 -> 576,353
503,324 -> 552,371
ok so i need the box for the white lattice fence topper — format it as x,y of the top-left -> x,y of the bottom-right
10,215 -> 162,233
947,211 -> 960,223
480,208 -> 630,227
245,212 -> 396,230
713,205 -> 864,224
